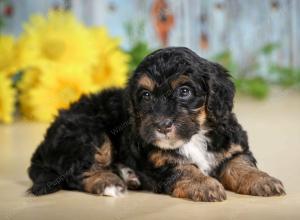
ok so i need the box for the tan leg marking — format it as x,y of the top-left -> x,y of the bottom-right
214,144 -> 243,165
83,170 -> 125,195
149,151 -> 181,168
94,135 -> 112,167
172,164 -> 226,202
82,135 -> 125,196
219,154 -> 285,196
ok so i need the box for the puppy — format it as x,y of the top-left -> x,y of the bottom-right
28,47 -> 285,201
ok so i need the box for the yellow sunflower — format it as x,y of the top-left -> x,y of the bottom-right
17,10 -> 97,71
0,35 -> 18,76
24,66 -> 97,122
18,66 -> 44,120
90,27 -> 129,89
0,74 -> 15,123
15,11 -> 130,122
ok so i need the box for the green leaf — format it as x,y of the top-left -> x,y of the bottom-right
269,64 -> 300,86
260,43 -> 280,55
235,77 -> 269,99
127,42 -> 153,74
212,50 -> 238,75
0,18 -> 4,31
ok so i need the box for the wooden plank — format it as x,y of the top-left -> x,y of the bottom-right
2,0 -> 299,72
266,0 -> 292,67
205,0 -> 228,58
291,0 -> 300,68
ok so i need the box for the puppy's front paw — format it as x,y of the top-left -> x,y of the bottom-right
237,171 -> 285,196
172,177 -> 227,202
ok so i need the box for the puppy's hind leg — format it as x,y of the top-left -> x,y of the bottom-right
80,135 -> 126,197
82,170 -> 126,197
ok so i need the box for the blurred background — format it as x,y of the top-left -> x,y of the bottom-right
0,0 -> 299,123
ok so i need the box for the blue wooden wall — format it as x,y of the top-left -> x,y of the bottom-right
3,0 -> 300,70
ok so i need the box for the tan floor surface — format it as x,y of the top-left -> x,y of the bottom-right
1,89 -> 300,220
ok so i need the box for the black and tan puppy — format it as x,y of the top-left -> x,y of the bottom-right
28,47 -> 285,201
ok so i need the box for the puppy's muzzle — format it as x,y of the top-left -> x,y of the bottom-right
156,119 -> 173,134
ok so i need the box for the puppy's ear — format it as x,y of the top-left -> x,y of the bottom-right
124,85 -> 135,116
206,63 -> 235,119
124,80 -> 141,122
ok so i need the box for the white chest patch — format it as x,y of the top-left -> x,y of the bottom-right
179,131 -> 215,175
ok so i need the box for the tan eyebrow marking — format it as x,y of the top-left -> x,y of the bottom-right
170,75 -> 191,89
137,74 -> 156,91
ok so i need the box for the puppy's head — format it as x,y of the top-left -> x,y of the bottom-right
128,47 -> 234,149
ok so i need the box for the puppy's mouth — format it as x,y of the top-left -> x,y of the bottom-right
139,114 -> 200,150
153,125 -> 186,149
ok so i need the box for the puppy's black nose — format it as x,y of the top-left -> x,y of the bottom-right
157,119 -> 173,134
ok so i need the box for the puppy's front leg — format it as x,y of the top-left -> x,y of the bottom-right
149,152 -> 226,202
171,164 -> 227,202
219,154 -> 285,196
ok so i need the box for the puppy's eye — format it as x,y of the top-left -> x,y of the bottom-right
177,86 -> 192,99
141,90 -> 152,101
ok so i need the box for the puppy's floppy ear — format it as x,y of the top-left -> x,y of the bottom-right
124,83 -> 136,117
206,63 -> 235,119
124,77 -> 141,122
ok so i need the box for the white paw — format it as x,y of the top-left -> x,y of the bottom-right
103,185 -> 125,197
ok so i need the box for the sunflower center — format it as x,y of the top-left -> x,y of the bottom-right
42,38 -> 65,61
